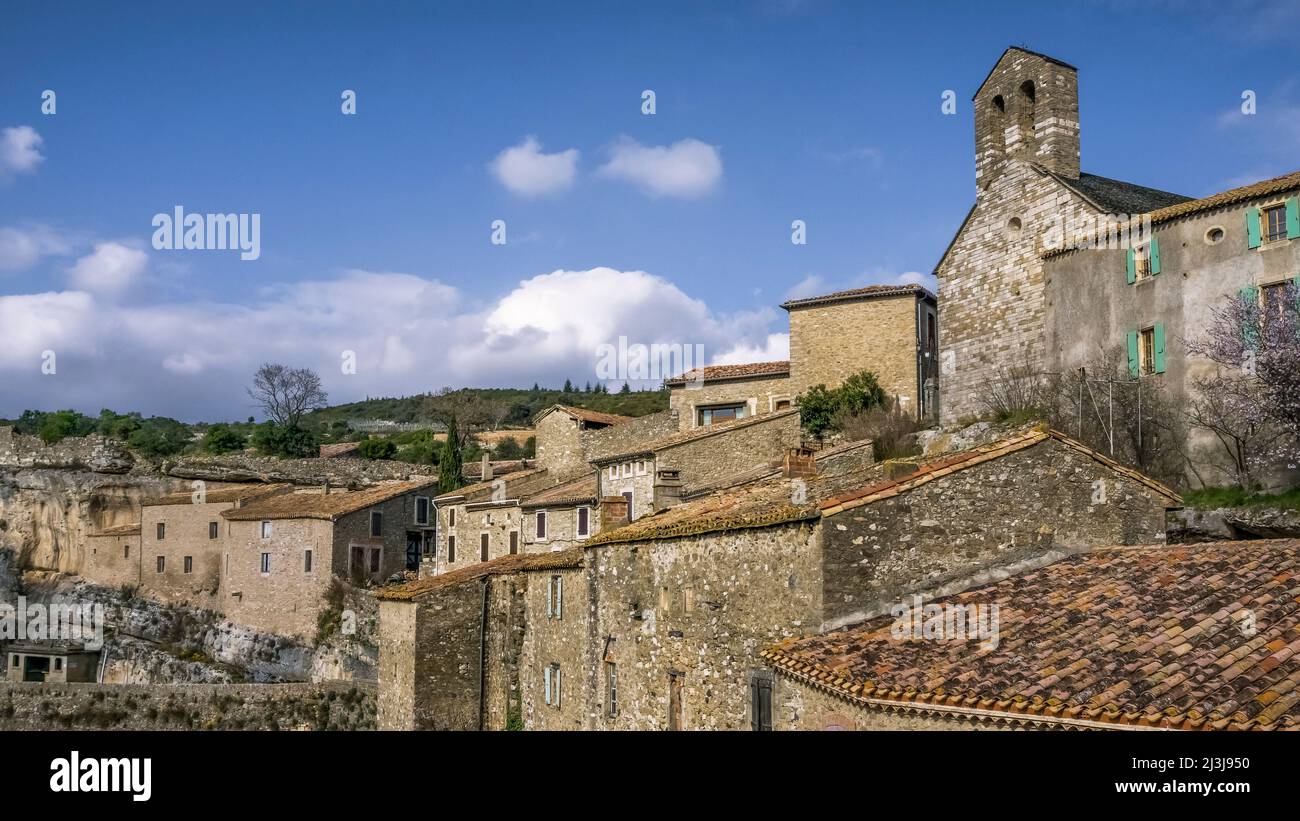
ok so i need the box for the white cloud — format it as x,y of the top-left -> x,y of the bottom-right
597,137 -> 722,198
711,333 -> 790,366
0,126 -> 45,176
783,275 -> 826,301
489,136 -> 579,196
894,271 -> 929,286
67,242 -> 149,296
0,266 -> 783,420
0,225 -> 72,272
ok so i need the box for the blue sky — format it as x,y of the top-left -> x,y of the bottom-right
2,0 -> 1298,421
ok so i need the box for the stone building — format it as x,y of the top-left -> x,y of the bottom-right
782,285 -> 939,419
1043,170 -> 1300,482
219,480 -> 439,639
84,523 -> 142,589
532,405 -> 631,481
936,47 -> 1191,424
5,643 -> 100,683
430,468 -> 558,577
762,538 -> 1300,731
591,408 -> 804,520
375,549 -> 585,731
520,473 -> 599,553
665,361 -> 792,431
137,483 -> 292,609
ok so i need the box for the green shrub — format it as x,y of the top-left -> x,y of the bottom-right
357,437 -> 398,460
796,370 -> 888,438
201,423 -> 246,454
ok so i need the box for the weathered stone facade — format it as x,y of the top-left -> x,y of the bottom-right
0,427 -> 132,474
84,525 -> 142,589
667,371 -> 793,432
431,469 -> 557,575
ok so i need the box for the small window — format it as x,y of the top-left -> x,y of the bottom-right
536,510 -> 548,540
9,655 -> 17,669
448,508 -> 456,527
260,521 -> 272,539
156,523 -> 165,540
208,521 -> 219,540
622,491 -> 634,521
448,535 -> 456,563
54,658 -> 63,672
304,549 -> 313,573
547,575 -> 563,620
1205,226 -> 1225,244
1262,281 -> 1296,328
774,399 -> 791,411
415,497 -> 430,525
156,556 -> 165,573
480,533 -> 489,562
544,663 -> 562,708
370,511 -> 383,537
751,673 -> 773,731
369,548 -> 380,573
697,403 -> 746,426
1133,244 -> 1152,280
1264,204 -> 1288,244
1007,216 -> 1022,234
123,545 -> 130,560
260,553 -> 270,574
577,507 -> 590,538
606,662 -> 618,717
992,94 -> 1005,113
509,531 -> 519,555
183,556 -> 193,574
1139,326 -> 1156,376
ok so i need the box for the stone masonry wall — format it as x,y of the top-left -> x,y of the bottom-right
820,437 -> 1172,629
534,412 -> 587,481
519,566 -> 589,730
84,531 -> 142,589
667,376 -> 792,432
224,517 -> 337,640
787,296 -> 921,407
522,503 -> 596,552
656,411 -> 803,494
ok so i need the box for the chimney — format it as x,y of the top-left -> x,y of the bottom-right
782,447 -> 816,480
653,469 -> 683,511
481,453 -> 492,482
600,496 -> 630,532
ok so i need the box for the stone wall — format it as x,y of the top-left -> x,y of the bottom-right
137,500 -> 240,609
519,566 -> 588,730
667,376 -> 792,431
583,410 -> 678,461
162,452 -> 434,487
595,459 -> 655,521
771,675 -> 995,730
224,517 -> 336,640
534,412 -> 587,481
787,295 -> 923,408
84,531 -> 142,589
819,436 -> 1173,629
0,681 -> 375,730
0,427 -> 133,473
522,503 -> 596,552
656,410 -> 802,494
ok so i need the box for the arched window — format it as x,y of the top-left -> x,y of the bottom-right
1019,80 -> 1036,105
992,94 -> 1005,113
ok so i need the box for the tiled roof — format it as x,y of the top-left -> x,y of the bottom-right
780,284 -> 933,311
374,548 -> 584,601
819,428 -> 1181,516
434,467 -> 548,502
664,360 -> 790,386
1050,170 -> 1192,216
143,483 -> 291,507
534,405 -> 632,427
592,407 -> 801,464
1147,168 -> 1300,226
221,479 -> 437,521
521,473 -> 598,508
318,442 -> 361,458
762,539 -> 1300,731
92,523 -> 141,537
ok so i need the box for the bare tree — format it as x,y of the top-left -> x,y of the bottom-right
248,364 -> 328,428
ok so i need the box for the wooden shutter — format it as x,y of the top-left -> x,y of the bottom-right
1126,248 -> 1136,284
546,576 -> 553,617
1153,323 -> 1167,374
751,677 -> 773,731
556,576 -> 563,619
544,666 -> 552,705
1149,237 -> 1161,275
1240,285 -> 1260,348
1246,207 -> 1262,248
1126,331 -> 1140,378
1288,197 -> 1300,240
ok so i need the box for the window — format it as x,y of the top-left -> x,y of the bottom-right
536,510 -> 548,540
622,491 -> 634,521
304,550 -> 313,573
750,673 -> 774,731
370,511 -> 383,537
415,497 -> 430,525
183,556 -> 193,574
480,533 -> 489,562
260,553 -> 270,574
576,507 -> 590,538
156,556 -> 165,573
54,658 -> 63,672
1262,281 -> 1293,326
774,399 -> 791,411
1133,244 -> 1152,279
606,662 -> 618,717
208,521 -> 219,539
509,531 -> 519,555
369,548 -> 380,573
1139,326 -> 1156,376
448,508 -> 456,527
448,535 -> 456,563
9,655 -> 17,669
544,663 -> 562,708
547,575 -> 563,619
1264,203 -> 1288,243
156,523 -> 165,540
697,403 -> 746,426
260,521 -> 272,539
123,545 -> 130,560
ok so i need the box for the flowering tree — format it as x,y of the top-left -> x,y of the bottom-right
1184,284 -> 1300,488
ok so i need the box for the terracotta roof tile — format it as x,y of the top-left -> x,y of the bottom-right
434,467 -> 549,502
221,479 -> 437,521
664,360 -> 789,386
762,539 -> 1300,731
780,284 -> 934,311
374,548 -> 584,600
521,473 -> 598,508
1148,169 -> 1300,226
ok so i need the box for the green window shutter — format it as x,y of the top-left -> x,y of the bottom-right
1126,330 -> 1140,378
1153,323 -> 1167,373
1287,197 -> 1300,240
1126,248 -> 1136,284
1246,207 -> 1262,248
1149,237 -> 1161,275
1240,285 -> 1260,348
